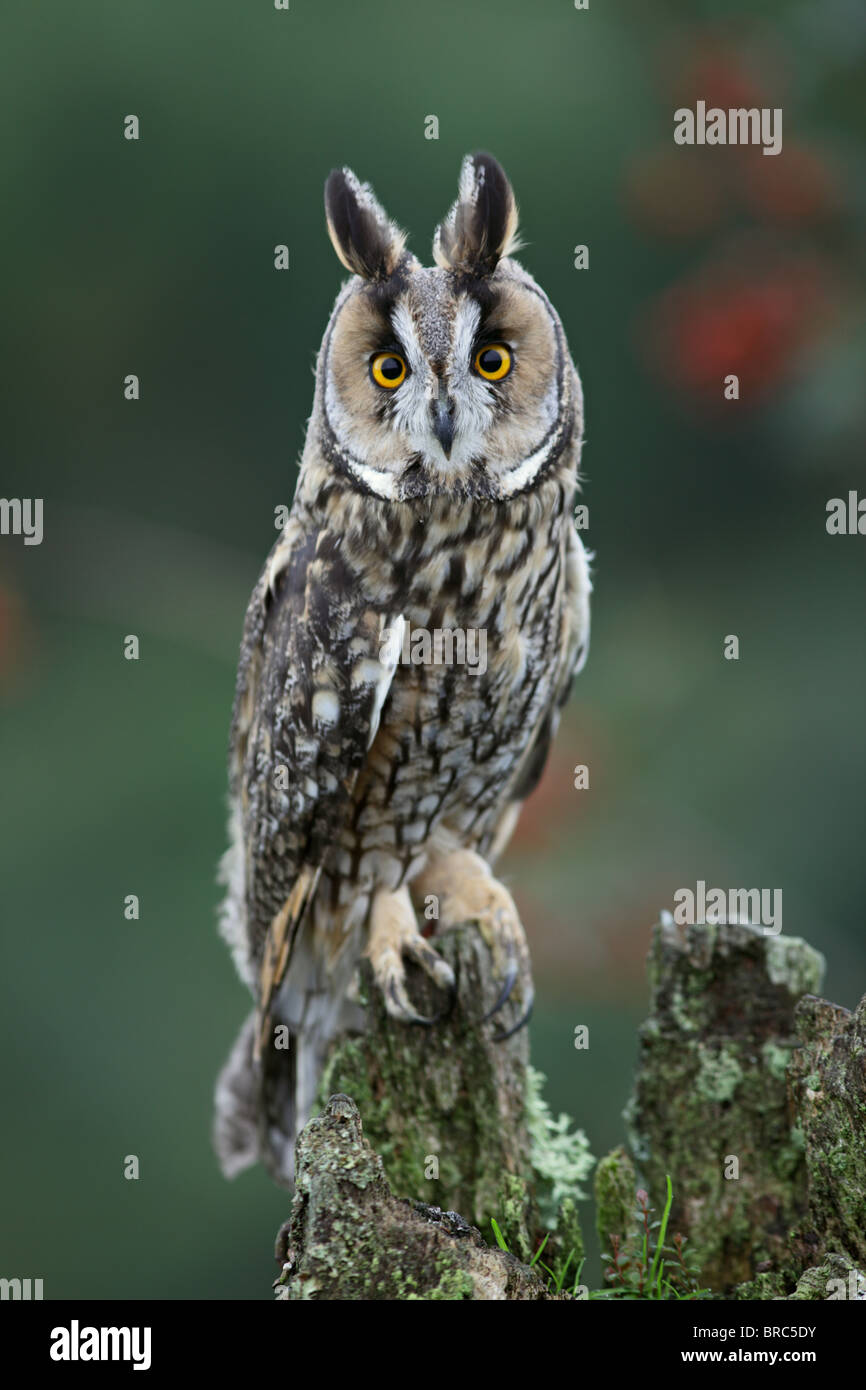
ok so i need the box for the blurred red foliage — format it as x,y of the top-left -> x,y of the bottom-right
642,244 -> 834,403
663,30 -> 785,114
741,143 -> 842,225
626,27 -> 848,408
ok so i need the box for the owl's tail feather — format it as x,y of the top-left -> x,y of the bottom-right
213,1010 -> 300,1186
214,929 -> 366,1186
213,1012 -> 260,1179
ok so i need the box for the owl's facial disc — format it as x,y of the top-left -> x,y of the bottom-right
323,260 -> 572,501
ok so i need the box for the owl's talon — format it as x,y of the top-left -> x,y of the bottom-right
442,976 -> 459,1018
386,979 -> 437,1027
482,961 -> 518,1021
369,887 -> 456,1027
493,989 -> 534,1042
475,905 -> 532,1032
403,934 -> 456,995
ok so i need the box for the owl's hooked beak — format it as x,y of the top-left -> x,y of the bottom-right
431,385 -> 456,459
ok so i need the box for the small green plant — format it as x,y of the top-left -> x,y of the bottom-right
491,1174 -> 710,1300
595,1175 -> 711,1300
528,1232 -> 549,1267
490,1217 -> 509,1252
489,1220 -> 586,1298
535,1247 -> 587,1296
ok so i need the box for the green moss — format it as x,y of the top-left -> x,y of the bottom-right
316,933 -> 535,1228
761,1042 -> 793,1081
280,1096 -> 564,1301
621,921 -> 843,1292
788,1255 -> 864,1301
594,1147 -> 636,1252
774,1125 -> 805,1180
695,1045 -> 743,1102
554,1195 -> 585,1273
424,1261 -> 476,1301
495,1172 -> 533,1264
734,1270 -> 789,1300
668,982 -> 700,1034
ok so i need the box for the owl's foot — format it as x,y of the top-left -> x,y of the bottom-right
366,884 -> 456,1026
412,850 -> 534,1040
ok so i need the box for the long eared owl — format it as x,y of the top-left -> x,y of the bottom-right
215,152 -> 590,1184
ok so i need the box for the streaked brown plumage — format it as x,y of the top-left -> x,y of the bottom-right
214,153 -> 590,1184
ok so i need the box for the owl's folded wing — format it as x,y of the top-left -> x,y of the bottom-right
228,518 -> 403,1054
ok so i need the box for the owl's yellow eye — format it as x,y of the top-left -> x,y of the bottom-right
473,343 -> 512,381
370,352 -> 407,389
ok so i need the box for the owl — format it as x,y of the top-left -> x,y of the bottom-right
214,152 -> 590,1185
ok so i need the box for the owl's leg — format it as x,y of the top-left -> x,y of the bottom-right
411,850 -> 534,1039
366,884 -> 456,1026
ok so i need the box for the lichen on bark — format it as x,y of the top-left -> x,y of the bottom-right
275,1094 -> 568,1300
623,917 -> 823,1291
317,926 -> 535,1230
783,991 -> 866,1283
622,913 -> 865,1300
272,911 -> 864,1301
594,1146 -> 637,1259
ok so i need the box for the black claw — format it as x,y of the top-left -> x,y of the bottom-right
419,972 -> 459,1025
420,989 -> 449,1026
420,978 -> 457,1026
482,962 -> 518,1022
443,977 -> 458,1018
493,993 -> 534,1043
400,940 -> 458,1024
387,980 -> 437,1026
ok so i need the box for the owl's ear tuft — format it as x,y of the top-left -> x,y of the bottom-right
325,167 -> 407,281
433,152 -> 522,275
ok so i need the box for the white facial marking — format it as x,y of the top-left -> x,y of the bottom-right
498,377 -> 561,496
388,302 -> 437,451
389,295 -> 496,475
447,298 -> 495,462
324,370 -> 399,499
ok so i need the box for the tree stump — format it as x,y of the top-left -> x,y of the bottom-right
274,1094 -> 568,1301
619,914 -> 866,1298
316,925 -> 533,1230
271,913 -> 865,1300
785,992 -> 866,1283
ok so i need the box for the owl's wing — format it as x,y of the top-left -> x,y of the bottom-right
552,520 -> 592,713
229,518 -> 402,1056
485,523 -> 591,860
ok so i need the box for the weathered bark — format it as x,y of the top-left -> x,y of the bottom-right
316,926 -> 533,1230
270,924 -> 592,1298
594,1146 -> 637,1261
274,1094 -> 566,1300
620,915 -> 866,1299
781,992 -> 866,1288
622,917 -> 823,1292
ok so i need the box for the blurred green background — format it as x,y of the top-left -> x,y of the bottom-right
2,0 -> 864,1297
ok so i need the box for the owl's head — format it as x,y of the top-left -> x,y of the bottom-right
314,153 -> 581,504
